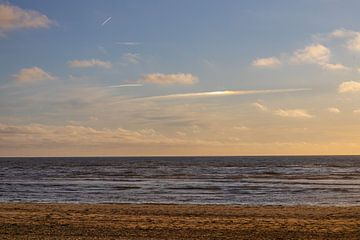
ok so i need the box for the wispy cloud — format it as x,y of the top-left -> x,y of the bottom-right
135,88 -> 311,101
68,59 -> 112,69
329,29 -> 358,39
121,53 -> 141,65
252,102 -> 268,111
252,57 -> 281,68
116,41 -> 142,46
321,63 -> 349,71
275,109 -> 314,119
0,3 -> 54,35
141,73 -> 198,85
327,107 -> 340,113
0,122 -> 180,147
252,101 -> 314,119
201,58 -> 215,67
97,45 -> 108,55
325,29 -> 360,52
233,126 -> 250,131
101,17 -> 111,26
313,28 -> 358,41
311,28 -> 360,55
13,66 -> 55,83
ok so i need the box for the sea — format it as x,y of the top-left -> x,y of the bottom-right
1,156 -> 360,205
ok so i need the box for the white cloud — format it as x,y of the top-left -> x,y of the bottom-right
252,102 -> 268,112
346,34 -> 360,52
320,28 -> 360,52
0,3 -> 53,35
326,29 -> 358,39
327,107 -> 340,114
275,109 -> 313,119
291,44 -> 330,65
322,63 -> 349,71
291,43 -> 348,71
252,57 -> 281,68
315,28 -> 360,53
68,59 -> 112,69
312,29 -> 348,42
141,73 -> 198,85
13,66 -> 55,83
338,81 -> 360,93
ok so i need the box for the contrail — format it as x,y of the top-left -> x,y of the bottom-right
101,17 -> 112,26
108,84 -> 143,88
133,88 -> 311,101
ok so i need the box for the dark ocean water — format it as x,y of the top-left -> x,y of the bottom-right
1,156 -> 360,205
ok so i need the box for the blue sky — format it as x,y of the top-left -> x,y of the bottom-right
2,1 -> 360,156
3,0 -> 359,86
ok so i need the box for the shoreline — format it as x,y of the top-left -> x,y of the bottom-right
1,203 -> 360,239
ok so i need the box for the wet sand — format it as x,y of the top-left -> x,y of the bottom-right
0,203 -> 360,239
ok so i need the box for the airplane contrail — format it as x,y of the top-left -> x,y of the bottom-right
108,84 -> 143,88
101,17 -> 112,26
109,88 -> 311,105
133,88 -> 311,101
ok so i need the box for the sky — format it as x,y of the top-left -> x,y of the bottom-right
2,0 -> 360,156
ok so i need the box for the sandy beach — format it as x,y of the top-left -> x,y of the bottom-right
0,204 -> 359,239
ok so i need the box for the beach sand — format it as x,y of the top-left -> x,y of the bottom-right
0,203 -> 360,239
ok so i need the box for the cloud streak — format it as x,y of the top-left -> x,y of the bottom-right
116,42 -> 142,46
275,109 -> 314,119
252,57 -> 281,68
108,84 -> 143,88
252,102 -> 268,112
0,123 -> 180,147
68,59 -> 112,69
134,88 -> 311,101
141,73 -> 198,85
